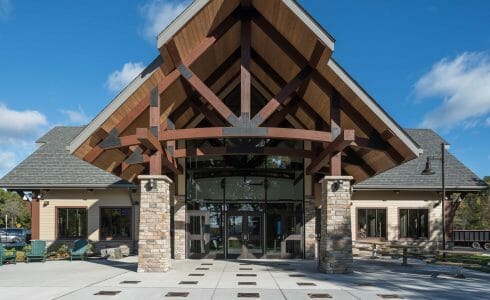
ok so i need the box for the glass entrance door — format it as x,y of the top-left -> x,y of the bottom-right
266,204 -> 303,258
226,212 -> 263,259
186,211 -> 211,259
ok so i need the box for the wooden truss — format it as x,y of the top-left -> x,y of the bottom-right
81,1 -> 409,180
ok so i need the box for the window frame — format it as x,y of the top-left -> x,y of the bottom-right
398,208 -> 430,240
99,206 -> 133,241
55,206 -> 88,240
355,207 -> 388,240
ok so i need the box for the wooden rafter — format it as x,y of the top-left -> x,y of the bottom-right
342,148 -> 376,177
189,96 -> 225,127
306,130 -> 355,175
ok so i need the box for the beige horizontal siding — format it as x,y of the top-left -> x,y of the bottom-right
39,189 -> 140,242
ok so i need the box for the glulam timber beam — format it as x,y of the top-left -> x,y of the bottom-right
174,146 -> 314,159
159,6 -> 241,75
250,75 -> 305,129
251,50 -> 328,129
85,24 -> 228,164
253,8 -> 403,165
99,132 -> 139,150
124,147 -> 150,166
177,64 -> 239,126
189,98 -> 225,127
240,15 -> 252,123
136,128 -> 162,152
311,70 -> 405,164
306,130 -> 355,175
251,66 -> 313,127
158,127 -> 332,143
330,89 -> 342,176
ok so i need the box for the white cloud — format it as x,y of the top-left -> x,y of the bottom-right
0,0 -> 13,21
106,62 -> 144,93
485,117 -> 490,127
414,52 -> 490,130
0,103 -> 47,177
0,103 -> 48,143
0,151 -> 16,172
139,0 -> 189,41
60,105 -> 90,125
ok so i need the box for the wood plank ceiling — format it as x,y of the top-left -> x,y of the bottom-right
73,0 -> 418,183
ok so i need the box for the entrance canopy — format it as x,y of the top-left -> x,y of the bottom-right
70,0 -> 420,183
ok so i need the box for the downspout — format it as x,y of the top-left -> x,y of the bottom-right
128,188 -> 138,255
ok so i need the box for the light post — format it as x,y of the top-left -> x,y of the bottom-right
421,143 -> 450,251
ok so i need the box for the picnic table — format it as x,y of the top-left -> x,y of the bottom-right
356,241 -> 418,266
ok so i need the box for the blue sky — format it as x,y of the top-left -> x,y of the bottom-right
0,0 -> 489,178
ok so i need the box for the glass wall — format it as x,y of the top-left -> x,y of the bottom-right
185,139 -> 304,259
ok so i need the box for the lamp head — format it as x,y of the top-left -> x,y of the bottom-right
421,157 -> 435,175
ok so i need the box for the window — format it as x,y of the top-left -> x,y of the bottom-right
357,208 -> 386,239
100,207 -> 132,240
400,209 -> 429,239
57,208 -> 87,239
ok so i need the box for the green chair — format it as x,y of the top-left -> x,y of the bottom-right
0,245 -> 17,265
26,240 -> 46,263
69,239 -> 89,261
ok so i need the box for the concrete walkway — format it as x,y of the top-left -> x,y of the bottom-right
0,257 -> 489,299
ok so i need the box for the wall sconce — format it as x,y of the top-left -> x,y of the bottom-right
43,200 -> 50,207
331,180 -> 343,192
147,179 -> 157,191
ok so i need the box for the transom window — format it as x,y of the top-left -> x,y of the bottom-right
57,208 -> 87,239
400,209 -> 429,239
100,207 -> 132,240
357,208 -> 387,239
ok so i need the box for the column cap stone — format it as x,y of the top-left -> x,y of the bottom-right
138,175 -> 173,184
322,176 -> 354,181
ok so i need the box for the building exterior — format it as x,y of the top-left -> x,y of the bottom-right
0,0 -> 487,273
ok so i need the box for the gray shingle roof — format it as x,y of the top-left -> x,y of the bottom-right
354,129 -> 488,191
0,126 -> 135,189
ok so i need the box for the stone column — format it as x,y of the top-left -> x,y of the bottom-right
173,195 -> 186,260
319,176 -> 354,274
304,195 -> 316,260
137,175 -> 172,273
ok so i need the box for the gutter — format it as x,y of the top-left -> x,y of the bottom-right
0,184 -> 137,189
353,185 -> 488,192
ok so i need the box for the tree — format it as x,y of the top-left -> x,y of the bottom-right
0,190 -> 31,228
454,176 -> 490,230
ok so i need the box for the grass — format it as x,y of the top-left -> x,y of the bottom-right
435,253 -> 490,273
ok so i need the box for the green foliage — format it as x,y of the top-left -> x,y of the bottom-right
47,243 -> 70,259
0,190 -> 30,228
454,182 -> 490,230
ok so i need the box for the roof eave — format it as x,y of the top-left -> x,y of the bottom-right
69,57 -> 162,154
0,183 -> 137,190
353,185 -> 488,192
327,59 -> 422,158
